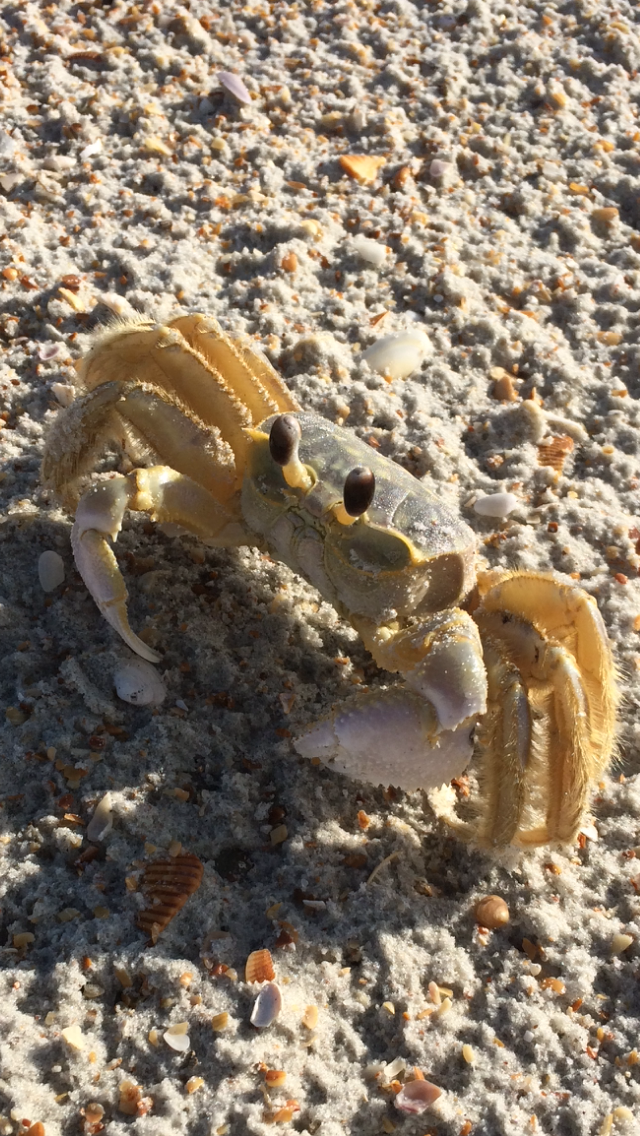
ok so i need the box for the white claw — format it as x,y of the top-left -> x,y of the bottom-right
295,689 -> 473,792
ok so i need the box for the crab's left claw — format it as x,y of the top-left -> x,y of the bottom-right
294,609 -> 486,792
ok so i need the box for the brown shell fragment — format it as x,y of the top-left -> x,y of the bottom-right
245,948 -> 276,984
537,434 -> 574,472
137,853 -> 204,942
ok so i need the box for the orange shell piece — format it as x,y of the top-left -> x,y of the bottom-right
245,948 -> 275,984
137,853 -> 204,942
537,434 -> 574,472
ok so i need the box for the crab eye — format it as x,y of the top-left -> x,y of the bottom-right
343,466 -> 375,517
269,414 -> 301,466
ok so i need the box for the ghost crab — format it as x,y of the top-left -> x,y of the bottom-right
42,314 -> 618,847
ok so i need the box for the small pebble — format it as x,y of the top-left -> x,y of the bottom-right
114,658 -> 166,705
473,492 -> 518,519
610,933 -> 633,955
218,71 -> 252,105
38,550 -> 65,592
474,894 -> 510,929
250,982 -> 282,1028
61,1024 -> 84,1051
362,330 -> 431,380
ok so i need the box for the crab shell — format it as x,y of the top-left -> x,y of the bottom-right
243,412 -> 477,626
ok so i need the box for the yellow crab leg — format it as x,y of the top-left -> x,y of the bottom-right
71,467 -> 249,661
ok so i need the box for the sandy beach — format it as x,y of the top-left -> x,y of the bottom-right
1,1 -> 639,1133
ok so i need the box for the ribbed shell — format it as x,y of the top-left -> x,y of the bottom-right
137,853 -> 204,942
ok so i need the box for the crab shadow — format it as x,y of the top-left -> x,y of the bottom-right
0,512 -> 638,1134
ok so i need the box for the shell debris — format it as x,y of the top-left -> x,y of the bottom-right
245,948 -> 276,984
473,493 -> 518,519
86,792 -> 113,842
38,549 -> 65,592
474,894 -> 510,929
537,434 -> 575,473
394,1078 -> 442,1114
339,154 -> 387,184
250,982 -> 282,1028
361,330 -> 432,381
114,658 -> 166,706
218,71 -> 252,105
137,853 -> 204,942
164,1022 -> 191,1053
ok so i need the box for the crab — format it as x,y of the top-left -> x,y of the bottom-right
42,314 -> 618,848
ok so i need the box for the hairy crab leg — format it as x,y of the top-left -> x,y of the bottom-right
71,467 -> 248,661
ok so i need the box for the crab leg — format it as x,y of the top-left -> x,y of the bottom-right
294,609 -> 487,792
71,467 -> 249,661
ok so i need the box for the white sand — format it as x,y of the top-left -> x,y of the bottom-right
1,1 -> 639,1133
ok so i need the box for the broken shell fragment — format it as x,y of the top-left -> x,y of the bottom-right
339,154 -> 387,184
361,330 -> 431,380
351,235 -> 389,268
218,71 -> 252,105
164,1022 -> 191,1052
137,853 -> 204,941
537,434 -> 574,473
86,793 -> 113,842
245,948 -> 275,984
395,1079 -> 442,1114
473,492 -> 518,519
38,550 -> 65,592
250,981 -> 282,1028
114,658 -> 166,706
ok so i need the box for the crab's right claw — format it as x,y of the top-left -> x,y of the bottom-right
294,689 -> 473,792
71,478 -> 161,663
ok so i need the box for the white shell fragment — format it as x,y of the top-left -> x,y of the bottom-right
114,659 -> 166,706
86,793 -> 113,842
351,234 -> 389,268
80,139 -> 102,160
395,1079 -> 442,1114
37,342 -> 61,361
473,492 -> 518,519
250,982 -> 282,1028
164,1023 -> 191,1052
361,330 -> 431,380
51,382 -> 75,407
38,550 -> 65,592
218,72 -> 252,105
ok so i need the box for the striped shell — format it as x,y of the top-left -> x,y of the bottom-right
137,853 -> 204,943
537,434 -> 574,472
245,948 -> 276,984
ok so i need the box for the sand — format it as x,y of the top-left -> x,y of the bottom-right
0,0 -> 639,1133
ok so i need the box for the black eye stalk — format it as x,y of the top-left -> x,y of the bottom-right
268,414 -> 313,491
343,466 -> 375,517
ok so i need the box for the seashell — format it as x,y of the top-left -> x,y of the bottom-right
164,1022 -> 190,1052
114,658 -> 166,705
339,154 -> 386,184
474,894 -> 509,929
80,139 -> 102,159
86,792 -> 113,842
537,434 -> 574,473
473,492 -> 518,519
361,330 -> 431,380
51,382 -> 75,407
245,948 -> 275,984
250,981 -> 282,1028
429,159 -> 451,178
395,1079 -> 442,1114
137,853 -> 204,942
218,71 -> 252,105
351,235 -> 389,268
38,549 -> 65,592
